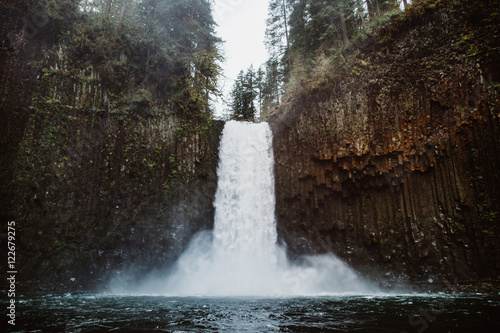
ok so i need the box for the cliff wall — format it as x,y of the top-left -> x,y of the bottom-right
1,27 -> 223,291
269,0 -> 500,287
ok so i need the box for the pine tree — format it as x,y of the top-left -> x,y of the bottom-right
262,59 -> 283,109
265,0 -> 292,67
261,0 -> 404,115
255,67 -> 266,117
288,0 -> 366,54
135,0 -> 222,114
365,0 -> 399,19
230,67 -> 258,122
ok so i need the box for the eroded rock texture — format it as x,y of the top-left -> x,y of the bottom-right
269,2 -> 500,286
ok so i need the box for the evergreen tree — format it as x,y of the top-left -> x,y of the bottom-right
69,0 -> 223,117
262,59 -> 283,109
134,0 -> 222,115
255,67 -> 266,115
261,0 -> 403,116
288,0 -> 367,54
365,0 -> 399,19
265,0 -> 292,67
230,67 -> 258,122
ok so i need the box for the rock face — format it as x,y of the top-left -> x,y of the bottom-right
269,1 -> 500,285
1,39 -> 223,291
12,96 -> 223,290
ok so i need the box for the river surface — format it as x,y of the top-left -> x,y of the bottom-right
7,292 -> 500,332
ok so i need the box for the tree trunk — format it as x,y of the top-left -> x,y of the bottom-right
118,0 -> 128,28
143,47 -> 151,85
358,2 -> 366,28
402,0 -> 408,10
106,0 -> 115,19
366,0 -> 382,19
281,0 -> 291,68
340,12 -> 349,46
365,0 -> 374,19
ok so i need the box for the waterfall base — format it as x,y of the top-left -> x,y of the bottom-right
111,121 -> 377,296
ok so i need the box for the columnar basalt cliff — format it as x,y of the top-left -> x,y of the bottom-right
7,60 -> 223,290
0,4 -> 223,290
269,0 -> 500,287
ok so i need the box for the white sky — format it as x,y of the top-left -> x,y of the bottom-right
212,0 -> 269,117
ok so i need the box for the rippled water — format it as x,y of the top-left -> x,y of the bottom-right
6,293 -> 499,332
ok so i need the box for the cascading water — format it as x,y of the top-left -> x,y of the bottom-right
210,121 -> 281,294
118,121 -> 376,296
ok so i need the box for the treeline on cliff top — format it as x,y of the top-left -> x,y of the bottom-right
229,0 -> 407,121
0,0 -> 222,119
229,0 -> 500,121
2,0 -> 497,124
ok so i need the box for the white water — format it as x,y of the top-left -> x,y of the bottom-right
114,121 -> 377,296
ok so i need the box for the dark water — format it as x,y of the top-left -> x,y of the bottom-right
4,293 -> 500,332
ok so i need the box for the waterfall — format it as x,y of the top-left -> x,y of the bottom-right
122,121 -> 376,296
211,121 -> 281,293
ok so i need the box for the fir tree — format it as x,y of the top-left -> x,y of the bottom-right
230,67 -> 258,122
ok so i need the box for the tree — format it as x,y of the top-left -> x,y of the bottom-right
365,0 -> 399,19
70,0 -> 222,117
402,0 -> 408,10
262,0 -> 404,114
230,67 -> 258,122
261,59 -> 283,110
288,0 -> 368,53
255,67 -> 266,116
265,0 -> 292,68
135,0 -> 222,115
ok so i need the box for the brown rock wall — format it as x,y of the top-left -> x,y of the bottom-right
269,3 -> 500,286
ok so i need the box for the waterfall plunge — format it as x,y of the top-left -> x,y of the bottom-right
121,121 -> 376,296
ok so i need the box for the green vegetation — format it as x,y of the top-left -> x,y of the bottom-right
227,0 -> 499,121
228,67 -> 265,122
72,0 -> 222,117
228,0 -> 402,120
0,0 -> 222,115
